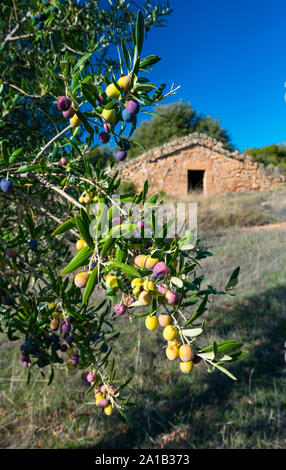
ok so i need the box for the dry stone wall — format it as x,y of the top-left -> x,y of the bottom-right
115,133 -> 285,197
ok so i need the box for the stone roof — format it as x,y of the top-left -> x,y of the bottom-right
116,133 -> 247,168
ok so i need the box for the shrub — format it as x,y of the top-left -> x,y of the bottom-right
119,181 -> 137,195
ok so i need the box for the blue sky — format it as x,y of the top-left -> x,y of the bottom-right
139,0 -> 286,151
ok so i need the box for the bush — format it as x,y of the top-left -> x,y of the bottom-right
119,181 -> 137,195
245,144 -> 286,172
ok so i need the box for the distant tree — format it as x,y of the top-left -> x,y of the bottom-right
86,145 -> 114,166
194,115 -> 233,150
244,144 -> 286,172
128,101 -> 234,158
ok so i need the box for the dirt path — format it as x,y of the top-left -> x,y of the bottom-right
241,221 -> 286,231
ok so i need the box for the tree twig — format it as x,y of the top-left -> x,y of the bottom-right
32,125 -> 72,164
7,33 -> 34,41
29,172 -> 85,210
1,12 -> 29,49
14,188 -> 78,236
1,170 -> 85,212
12,0 -> 19,24
63,44 -> 91,56
3,81 -> 43,99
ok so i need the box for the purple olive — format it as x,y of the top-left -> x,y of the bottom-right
114,303 -> 127,315
63,107 -> 75,119
115,150 -> 127,161
99,131 -> 110,144
87,372 -> 96,383
122,109 -> 134,122
126,100 -> 140,115
57,96 -> 72,111
0,179 -> 14,193
70,354 -> 79,365
28,240 -> 38,251
61,322 -> 70,334
153,262 -> 170,278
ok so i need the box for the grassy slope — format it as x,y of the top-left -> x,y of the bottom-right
1,187 -> 286,449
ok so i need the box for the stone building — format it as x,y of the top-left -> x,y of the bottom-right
116,133 -> 285,197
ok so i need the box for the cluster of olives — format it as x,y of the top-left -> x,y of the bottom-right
48,303 -> 81,370
94,252 -> 201,375
82,372 -> 115,416
57,96 -> 77,122
19,340 -> 47,368
102,74 -> 140,161
32,12 -> 47,30
78,192 -> 98,205
56,70 -> 141,163
18,323 -> 71,371
145,319 -> 201,374
74,252 -> 180,312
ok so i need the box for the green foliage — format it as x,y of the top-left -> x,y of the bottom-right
0,0 -> 172,147
244,144 -> 286,172
128,101 -> 234,158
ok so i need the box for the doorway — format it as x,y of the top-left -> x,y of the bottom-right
187,170 -> 204,192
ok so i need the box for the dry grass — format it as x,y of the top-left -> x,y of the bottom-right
173,185 -> 286,234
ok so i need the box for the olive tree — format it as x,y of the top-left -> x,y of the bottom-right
0,8 -> 247,420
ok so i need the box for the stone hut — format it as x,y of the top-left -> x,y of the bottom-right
116,133 -> 285,197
